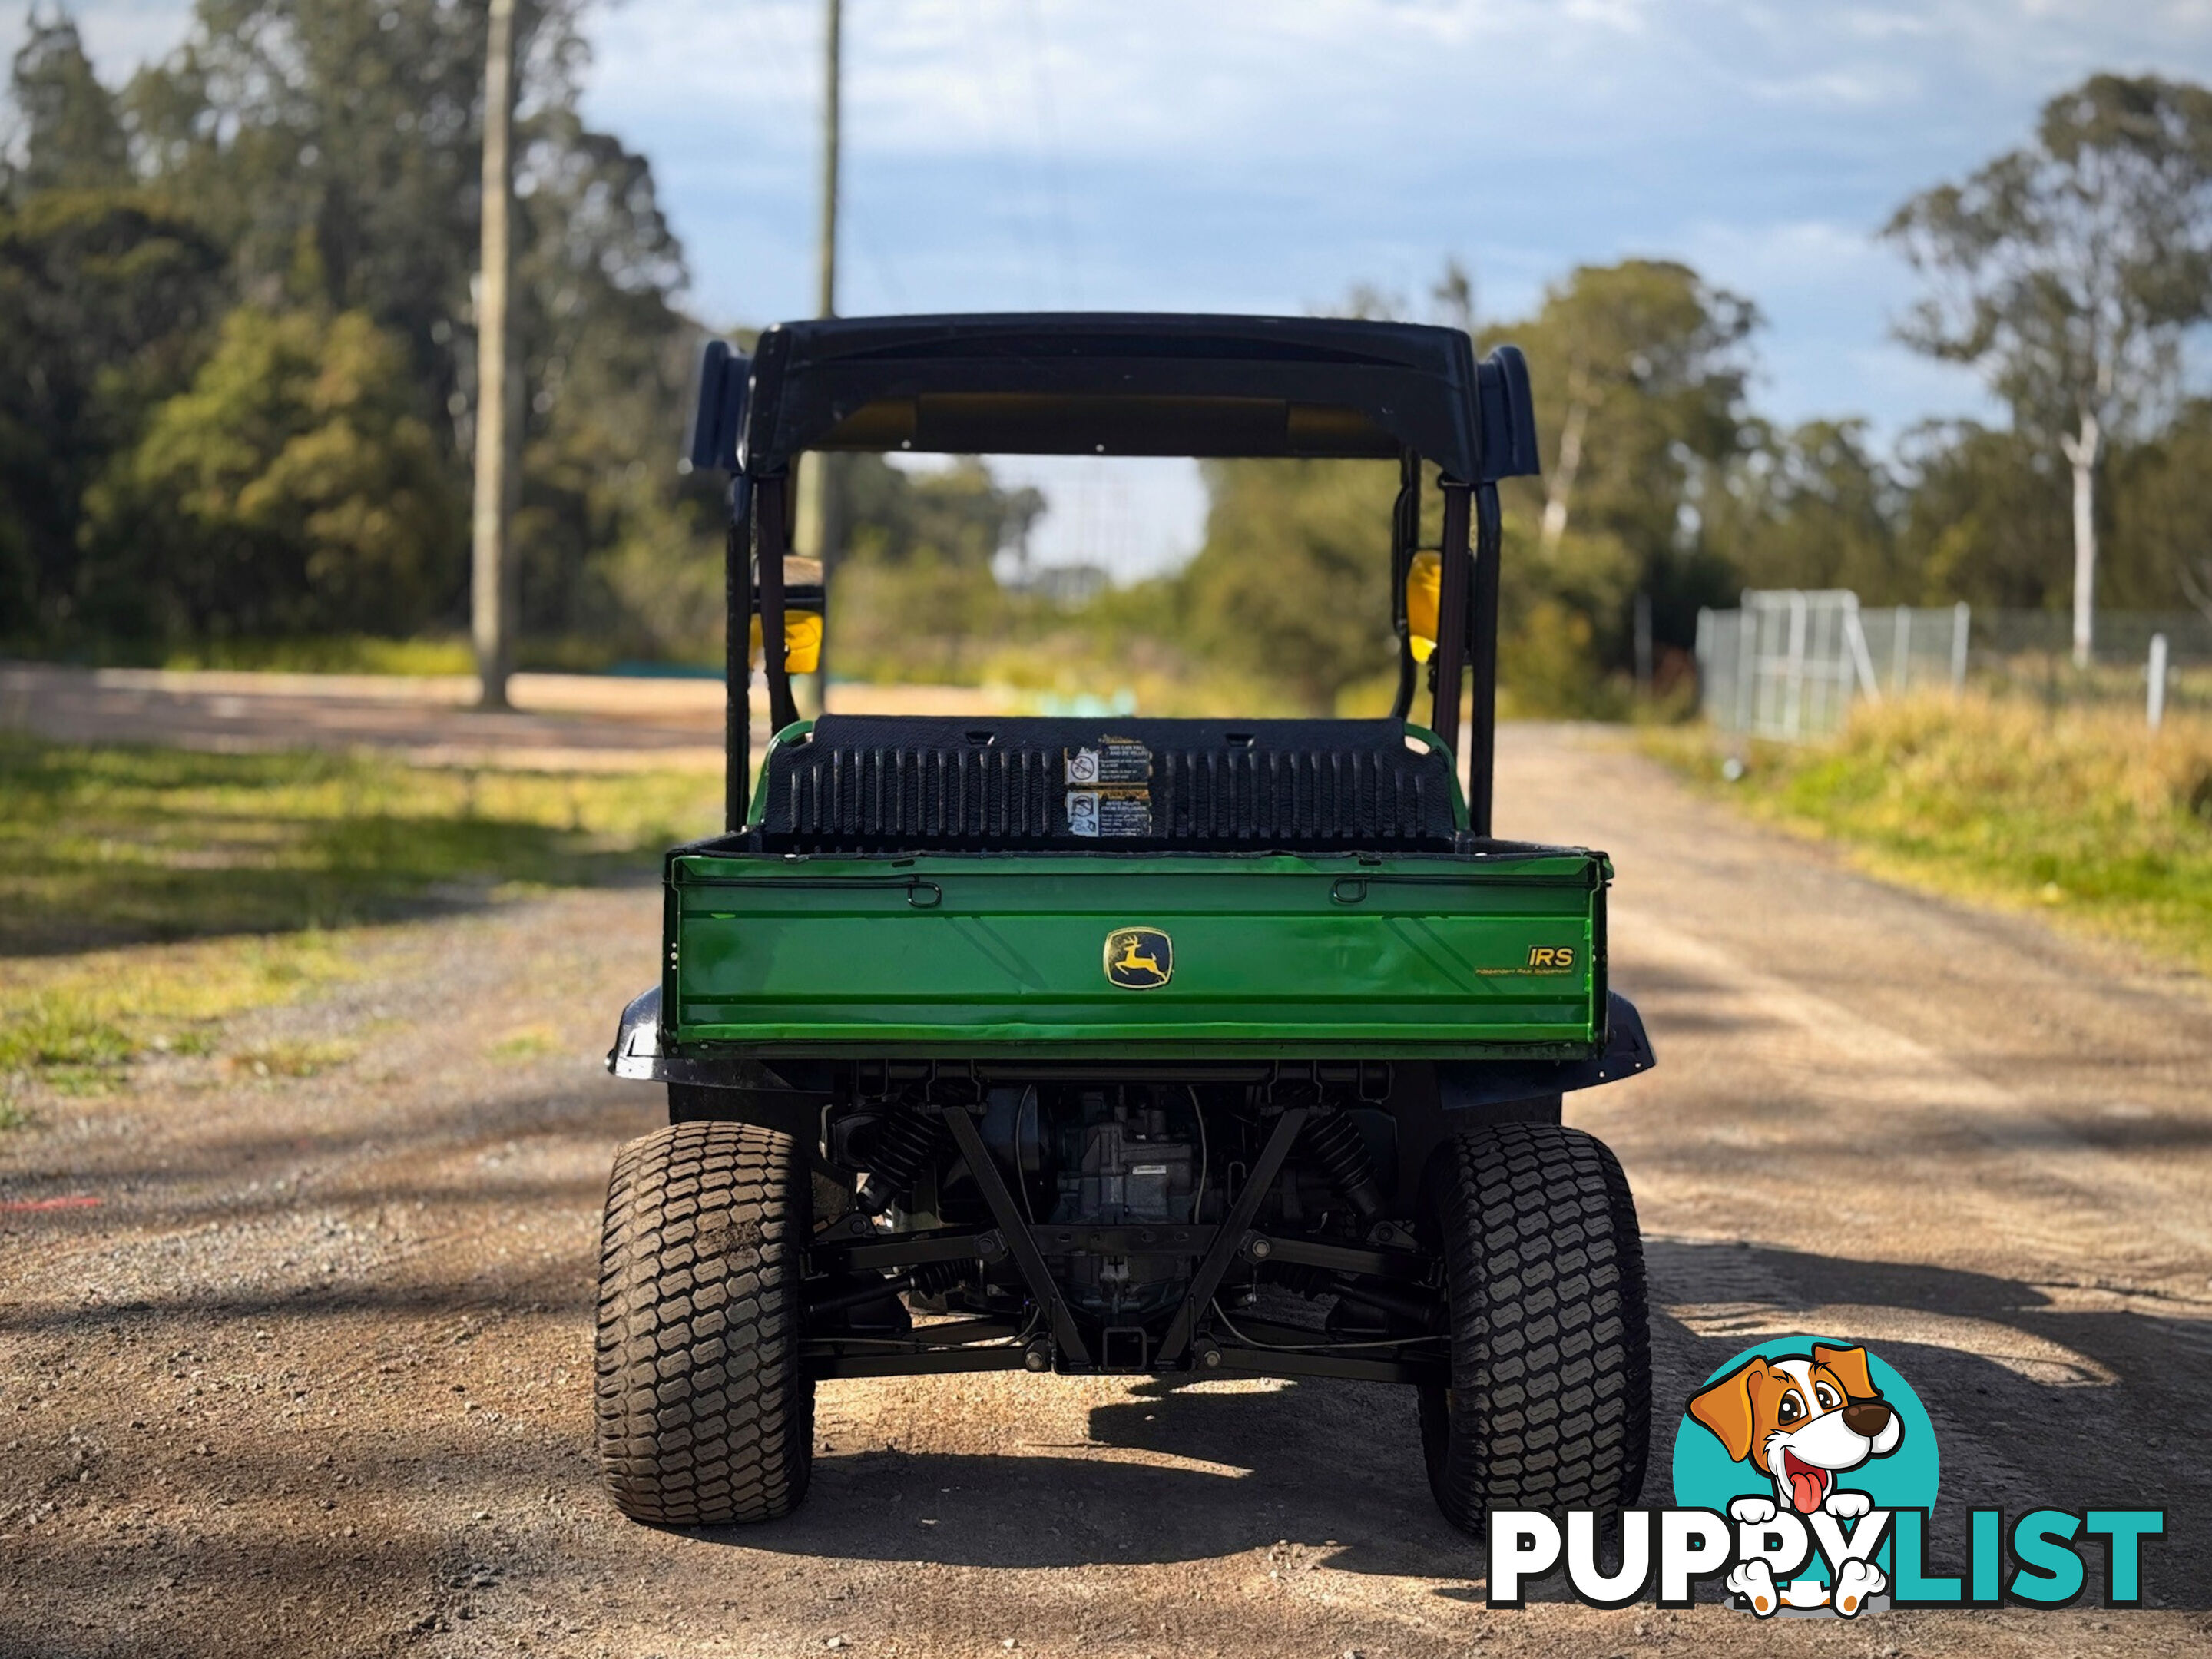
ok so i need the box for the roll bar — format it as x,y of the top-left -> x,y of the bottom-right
685,314 -> 1540,839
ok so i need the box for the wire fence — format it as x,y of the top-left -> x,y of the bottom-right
1696,594 -> 2212,740
1970,610 -> 2212,721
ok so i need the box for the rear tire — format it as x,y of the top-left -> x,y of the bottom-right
595,1121 -> 813,1525
1416,1122 -> 1650,1536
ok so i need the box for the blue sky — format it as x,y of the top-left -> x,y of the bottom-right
31,1 -> 2212,575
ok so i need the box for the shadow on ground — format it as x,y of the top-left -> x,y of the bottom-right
693,1237 -> 2210,1611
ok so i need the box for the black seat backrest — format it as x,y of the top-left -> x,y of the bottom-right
755,715 -> 1459,853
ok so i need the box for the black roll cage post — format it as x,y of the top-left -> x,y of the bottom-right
1467,480 -> 1503,839
726,469 -> 802,832
723,475 -> 753,832
1385,442 -> 1502,839
1388,453 -> 1421,724
1402,470 -> 1499,842
757,472 -> 800,737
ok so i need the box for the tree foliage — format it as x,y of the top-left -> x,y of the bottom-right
1886,75 -> 2212,441
1179,459 -> 1398,714
1701,419 -> 1909,601
81,306 -> 455,637
5,10 -> 129,195
1886,74 -> 2212,656
1481,260 -> 1756,678
1,0 -> 711,661
0,190 -> 227,631
829,459 -> 1048,684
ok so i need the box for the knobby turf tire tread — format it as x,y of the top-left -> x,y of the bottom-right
594,1121 -> 813,1525
1418,1122 -> 1651,1536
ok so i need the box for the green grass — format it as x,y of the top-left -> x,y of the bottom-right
157,635 -> 478,675
0,735 -> 717,954
1647,694 -> 2212,972
0,736 -> 719,1106
0,931 -> 357,1111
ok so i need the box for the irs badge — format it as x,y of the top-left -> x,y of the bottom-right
1103,926 -> 1173,990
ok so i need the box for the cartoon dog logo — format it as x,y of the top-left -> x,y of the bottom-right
1688,1342 -> 1903,1618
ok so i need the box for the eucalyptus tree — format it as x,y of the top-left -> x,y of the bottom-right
114,0 -> 700,652
4,9 -> 130,196
1886,75 -> 2212,664
2,15 -> 224,639
1493,260 -> 1757,565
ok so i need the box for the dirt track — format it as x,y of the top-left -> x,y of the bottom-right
3,723 -> 2210,1657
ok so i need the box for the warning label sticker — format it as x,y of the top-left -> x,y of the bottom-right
1065,791 -> 1153,837
1065,737 -> 1154,837
1065,738 -> 1152,786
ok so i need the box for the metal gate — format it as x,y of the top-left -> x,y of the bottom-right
1696,593 -> 1969,741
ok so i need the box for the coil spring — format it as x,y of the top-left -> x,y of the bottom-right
1300,1111 -> 1385,1222
857,1111 -> 945,1214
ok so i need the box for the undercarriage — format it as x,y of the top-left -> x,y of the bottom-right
784,1064 -> 1456,1388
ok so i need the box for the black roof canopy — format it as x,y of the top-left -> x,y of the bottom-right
719,313 -> 1538,485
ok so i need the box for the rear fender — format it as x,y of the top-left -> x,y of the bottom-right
607,985 -> 823,1141
1435,991 -> 1655,1114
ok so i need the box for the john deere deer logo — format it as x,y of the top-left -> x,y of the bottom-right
1104,927 -> 1173,989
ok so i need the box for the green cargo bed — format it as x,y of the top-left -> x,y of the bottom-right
664,849 -> 1609,1061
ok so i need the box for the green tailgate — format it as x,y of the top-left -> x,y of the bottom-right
666,851 -> 1608,1061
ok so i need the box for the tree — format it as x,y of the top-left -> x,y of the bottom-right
2103,399 -> 2212,618
826,457 -> 1047,682
1893,421 -> 2070,611
0,0 -> 713,657
1491,260 -> 1757,561
4,8 -> 131,197
1180,459 -> 1399,714
508,105 -> 704,656
1886,74 -> 2212,663
0,192 -> 225,637
123,0 -> 501,401
1477,260 -> 1756,676
1700,419 -> 1911,601
1,13 -> 229,639
81,306 -> 459,638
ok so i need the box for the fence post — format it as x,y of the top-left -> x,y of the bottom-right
1694,608 -> 1714,724
1844,601 -> 1882,704
1736,594 -> 1757,735
1949,601 -> 1970,694
1892,604 -> 1910,693
2148,633 -> 2168,731
1783,591 -> 1808,741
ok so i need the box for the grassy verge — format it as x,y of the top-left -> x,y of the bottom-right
1644,694 -> 2212,973
0,736 -> 717,1110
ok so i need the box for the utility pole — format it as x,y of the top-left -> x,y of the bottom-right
793,0 -> 840,694
471,0 -> 518,710
816,0 -> 840,322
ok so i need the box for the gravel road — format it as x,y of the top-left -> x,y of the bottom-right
4,724 -> 2209,1657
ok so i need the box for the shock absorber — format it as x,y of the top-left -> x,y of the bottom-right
854,1109 -> 945,1215
1300,1110 -> 1385,1224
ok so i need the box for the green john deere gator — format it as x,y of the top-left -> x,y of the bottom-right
598,313 -> 1656,1535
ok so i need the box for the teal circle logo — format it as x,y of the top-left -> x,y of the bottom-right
1672,1337 -> 1939,1612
